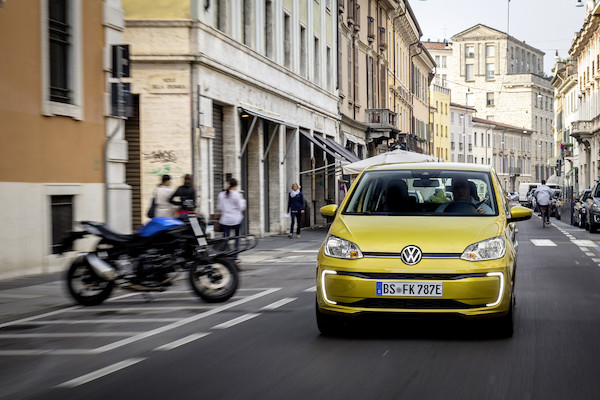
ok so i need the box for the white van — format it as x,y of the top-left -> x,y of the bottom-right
518,182 -> 559,206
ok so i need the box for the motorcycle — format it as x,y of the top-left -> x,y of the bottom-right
58,214 -> 255,306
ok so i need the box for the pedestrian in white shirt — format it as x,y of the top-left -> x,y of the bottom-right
154,175 -> 176,218
217,178 -> 247,258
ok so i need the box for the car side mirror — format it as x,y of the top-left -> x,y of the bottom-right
320,204 -> 338,218
507,205 -> 533,223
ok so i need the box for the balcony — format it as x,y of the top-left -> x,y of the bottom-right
509,167 -> 522,176
365,109 -> 397,129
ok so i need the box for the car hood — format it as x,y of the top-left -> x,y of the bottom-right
330,215 -> 502,254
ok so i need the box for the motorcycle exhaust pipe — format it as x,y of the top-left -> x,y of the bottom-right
85,253 -> 117,281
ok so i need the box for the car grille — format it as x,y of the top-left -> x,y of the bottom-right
339,298 -> 481,309
337,271 -> 487,280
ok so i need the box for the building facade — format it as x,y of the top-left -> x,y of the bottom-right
430,84 -> 451,161
123,0 -> 344,236
422,40 -> 451,89
569,0 -> 600,191
338,0 -> 434,157
0,0 -> 128,278
473,118 -> 533,192
449,103 -> 476,163
449,24 -> 554,182
552,59 -> 580,193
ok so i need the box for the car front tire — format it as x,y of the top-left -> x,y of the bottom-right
316,302 -> 345,336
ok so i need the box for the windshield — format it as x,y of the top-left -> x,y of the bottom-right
343,169 -> 498,216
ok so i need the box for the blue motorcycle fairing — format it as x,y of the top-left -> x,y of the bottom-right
138,217 -> 184,237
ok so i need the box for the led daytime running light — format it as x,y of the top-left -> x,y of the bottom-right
321,270 -> 337,305
486,272 -> 504,307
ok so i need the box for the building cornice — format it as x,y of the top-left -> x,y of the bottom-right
125,18 -> 193,28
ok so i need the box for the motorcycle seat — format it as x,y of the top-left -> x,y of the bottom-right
82,221 -> 135,243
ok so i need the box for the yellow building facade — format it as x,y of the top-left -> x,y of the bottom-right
430,85 -> 451,161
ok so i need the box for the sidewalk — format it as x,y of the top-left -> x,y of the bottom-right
0,227 -> 329,323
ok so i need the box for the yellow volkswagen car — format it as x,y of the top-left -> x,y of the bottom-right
316,163 -> 532,336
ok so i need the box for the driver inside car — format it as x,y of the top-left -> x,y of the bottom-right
436,176 -> 492,215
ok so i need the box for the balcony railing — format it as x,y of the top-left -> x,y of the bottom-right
365,109 -> 397,129
509,167 -> 521,175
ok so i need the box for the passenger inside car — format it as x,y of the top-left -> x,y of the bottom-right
436,176 -> 493,215
383,179 -> 416,213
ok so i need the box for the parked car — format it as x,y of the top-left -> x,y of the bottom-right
584,184 -> 600,232
508,192 -> 519,202
549,189 -> 562,220
573,189 -> 592,228
316,163 -> 532,337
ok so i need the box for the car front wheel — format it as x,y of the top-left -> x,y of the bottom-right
316,303 -> 345,336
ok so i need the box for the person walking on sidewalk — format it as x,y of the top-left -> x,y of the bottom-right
217,178 -> 246,258
287,183 -> 305,238
154,174 -> 176,218
170,174 -> 197,221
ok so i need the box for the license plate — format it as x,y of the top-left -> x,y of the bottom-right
376,281 -> 443,297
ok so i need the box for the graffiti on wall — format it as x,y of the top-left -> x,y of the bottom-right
143,150 -> 178,163
150,164 -> 184,177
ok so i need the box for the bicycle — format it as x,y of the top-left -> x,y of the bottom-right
540,204 -> 550,228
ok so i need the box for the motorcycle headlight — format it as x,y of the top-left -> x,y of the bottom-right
461,237 -> 506,261
323,235 -> 363,259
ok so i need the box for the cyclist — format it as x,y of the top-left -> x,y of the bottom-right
533,180 -> 553,224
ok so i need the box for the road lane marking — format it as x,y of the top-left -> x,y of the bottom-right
530,239 -> 556,246
292,250 -> 319,253
585,252 -> 595,257
571,240 -> 597,247
261,298 -> 297,310
65,306 -> 212,312
304,286 -> 317,292
153,333 -> 210,351
91,288 -> 280,353
13,319 -> 181,324
212,313 -> 260,329
0,332 -> 140,338
0,306 -> 80,329
56,358 -> 146,388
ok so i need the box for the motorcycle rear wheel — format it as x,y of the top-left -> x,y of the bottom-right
66,256 -> 114,306
189,256 -> 238,303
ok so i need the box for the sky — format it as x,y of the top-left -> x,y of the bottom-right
409,0 -> 588,75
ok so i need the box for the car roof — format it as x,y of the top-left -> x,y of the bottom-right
363,162 -> 492,173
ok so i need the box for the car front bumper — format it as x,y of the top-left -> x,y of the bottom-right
316,255 -> 512,319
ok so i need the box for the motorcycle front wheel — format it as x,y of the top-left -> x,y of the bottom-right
66,256 -> 114,306
189,256 -> 238,303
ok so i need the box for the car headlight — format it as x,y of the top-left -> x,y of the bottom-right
461,236 -> 506,261
323,235 -> 363,259
593,204 -> 599,211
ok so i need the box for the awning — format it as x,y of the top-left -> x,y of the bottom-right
299,130 -> 344,162
344,132 -> 366,146
239,107 -> 294,128
314,135 -> 361,163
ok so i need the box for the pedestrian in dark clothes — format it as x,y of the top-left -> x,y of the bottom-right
287,183 -> 305,238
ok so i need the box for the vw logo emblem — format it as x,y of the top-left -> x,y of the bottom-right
400,245 -> 422,265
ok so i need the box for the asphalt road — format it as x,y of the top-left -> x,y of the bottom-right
3,215 -> 600,400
